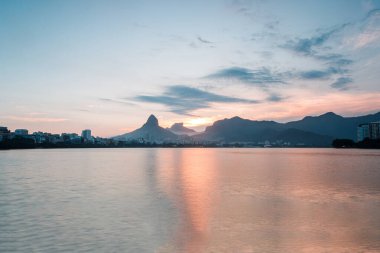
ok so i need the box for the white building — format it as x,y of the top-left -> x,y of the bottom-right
357,124 -> 370,142
357,122 -> 380,141
81,129 -> 92,141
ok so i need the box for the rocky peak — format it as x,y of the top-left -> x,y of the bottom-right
169,122 -> 196,133
143,114 -> 159,128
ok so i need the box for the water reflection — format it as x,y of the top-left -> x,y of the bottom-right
156,149 -> 218,253
154,148 -> 380,252
1,148 -> 380,253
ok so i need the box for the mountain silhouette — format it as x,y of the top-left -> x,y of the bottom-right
114,114 -> 178,142
143,114 -> 159,128
285,111 -> 380,139
194,116 -> 333,146
167,123 -> 197,136
114,111 -> 380,146
194,111 -> 380,145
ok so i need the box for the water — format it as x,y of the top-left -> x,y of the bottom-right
1,148 -> 380,253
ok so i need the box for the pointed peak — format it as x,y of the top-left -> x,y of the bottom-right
319,112 -> 342,118
144,114 -> 159,127
322,112 -> 337,116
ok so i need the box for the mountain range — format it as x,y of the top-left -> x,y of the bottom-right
113,112 -> 380,146
114,115 -> 179,142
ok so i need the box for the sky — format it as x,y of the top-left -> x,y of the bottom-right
1,0 -> 380,137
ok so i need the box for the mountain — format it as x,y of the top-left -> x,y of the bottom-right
114,115 -> 179,142
273,128 -> 333,146
167,123 -> 197,136
195,116 -> 333,146
113,111 -> 380,146
195,116 -> 283,141
285,112 -> 380,140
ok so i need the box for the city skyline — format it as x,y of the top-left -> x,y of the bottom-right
1,0 -> 380,137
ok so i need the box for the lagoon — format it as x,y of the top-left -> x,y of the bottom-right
1,148 -> 380,253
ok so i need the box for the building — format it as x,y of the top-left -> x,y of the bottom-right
370,122 -> 380,140
14,129 -> 28,136
0,126 -> 10,142
32,132 -> 46,144
357,122 -> 380,141
81,129 -> 92,141
62,133 -> 81,144
49,134 -> 62,144
0,126 -> 10,134
357,124 -> 370,142
62,133 -> 79,141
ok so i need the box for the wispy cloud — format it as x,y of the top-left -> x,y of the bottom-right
283,23 -> 349,56
299,67 -> 348,80
7,116 -> 68,123
197,36 -> 213,44
134,85 -> 258,115
330,77 -> 353,90
206,67 -> 285,86
28,112 -> 47,116
99,98 -> 136,106
315,54 -> 353,66
189,36 -> 216,49
282,28 -> 352,75
281,21 -> 356,88
266,93 -> 285,102
205,64 -> 353,92
351,9 -> 380,48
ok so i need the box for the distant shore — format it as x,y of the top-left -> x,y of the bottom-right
1,136 -> 380,150
0,143 -> 333,150
332,139 -> 380,149
2,143 -> 380,150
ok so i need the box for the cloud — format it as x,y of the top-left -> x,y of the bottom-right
7,116 -> 68,123
352,9 -> 380,48
188,36 -> 216,49
299,70 -> 331,79
299,67 -> 347,80
354,29 -> 380,48
315,54 -> 353,66
197,36 -> 213,44
99,98 -> 135,106
134,85 -> 259,115
265,20 -> 279,30
281,8 -> 380,88
282,22 -> 356,87
281,23 -> 353,70
283,23 -> 348,56
205,64 -> 353,92
266,93 -> 285,102
206,67 -> 285,86
330,77 -> 353,90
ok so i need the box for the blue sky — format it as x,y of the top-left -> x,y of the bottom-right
1,0 -> 380,136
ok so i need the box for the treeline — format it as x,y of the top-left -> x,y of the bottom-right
332,138 -> 380,149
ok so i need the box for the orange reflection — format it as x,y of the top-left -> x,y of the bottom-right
157,149 -> 218,253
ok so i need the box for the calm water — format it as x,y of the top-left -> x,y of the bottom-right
1,148 -> 380,253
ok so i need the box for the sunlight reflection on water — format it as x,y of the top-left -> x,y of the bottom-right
1,148 -> 380,253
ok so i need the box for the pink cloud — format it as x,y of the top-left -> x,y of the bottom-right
7,116 -> 68,123
353,30 -> 380,48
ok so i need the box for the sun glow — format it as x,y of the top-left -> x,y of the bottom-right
185,117 -> 214,127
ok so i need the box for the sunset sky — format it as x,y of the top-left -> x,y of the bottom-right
1,0 -> 380,137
